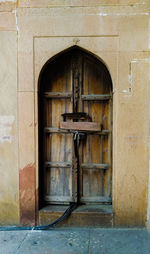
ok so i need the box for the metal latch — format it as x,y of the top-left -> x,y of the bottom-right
73,131 -> 85,146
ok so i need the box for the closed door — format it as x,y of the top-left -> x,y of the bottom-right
39,47 -> 112,205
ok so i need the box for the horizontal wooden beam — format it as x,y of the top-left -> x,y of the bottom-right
45,161 -> 72,168
45,162 -> 109,169
44,93 -> 111,100
80,196 -> 112,203
60,121 -> 101,131
81,94 -> 111,101
81,163 -> 109,169
44,127 -> 69,134
44,92 -> 72,99
45,195 -> 73,203
44,127 -> 110,135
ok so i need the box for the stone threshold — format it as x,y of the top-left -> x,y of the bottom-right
39,204 -> 113,227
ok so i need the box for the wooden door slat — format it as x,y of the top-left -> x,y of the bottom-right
60,121 -> 101,131
81,94 -> 111,101
45,161 -> 72,168
81,163 -> 109,169
80,196 -> 111,203
44,127 -> 69,134
44,127 -> 110,135
45,195 -> 73,202
44,92 -> 72,98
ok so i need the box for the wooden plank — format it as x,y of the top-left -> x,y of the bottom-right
88,102 -> 102,164
45,161 -> 72,168
81,94 -> 111,101
104,99 -> 112,197
45,195 -> 73,202
44,127 -> 69,134
81,163 -> 109,169
44,127 -> 109,135
80,196 -> 112,203
60,121 -> 101,131
61,112 -> 91,121
44,92 -> 72,98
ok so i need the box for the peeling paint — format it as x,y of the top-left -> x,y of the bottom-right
125,59 -> 150,95
121,90 -> 129,93
0,116 -> 14,143
12,9 -> 18,32
98,13 -> 149,16
19,163 -> 36,225
128,74 -> 132,87
131,59 -> 150,63
131,59 -> 150,82
129,63 -> 133,93
99,13 -> 108,16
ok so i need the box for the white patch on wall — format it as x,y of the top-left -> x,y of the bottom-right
12,9 -> 19,32
0,116 -> 14,143
0,0 -> 16,2
99,13 -> 108,16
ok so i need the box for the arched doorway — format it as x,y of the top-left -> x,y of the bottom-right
39,46 -> 112,208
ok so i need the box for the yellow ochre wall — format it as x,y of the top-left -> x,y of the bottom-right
0,0 -> 150,227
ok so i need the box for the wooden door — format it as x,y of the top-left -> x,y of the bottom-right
39,47 -> 112,205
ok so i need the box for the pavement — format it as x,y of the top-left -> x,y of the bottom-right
0,227 -> 150,254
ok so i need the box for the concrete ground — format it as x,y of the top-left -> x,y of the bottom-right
0,227 -> 150,254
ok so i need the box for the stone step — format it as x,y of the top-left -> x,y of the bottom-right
39,204 -> 113,227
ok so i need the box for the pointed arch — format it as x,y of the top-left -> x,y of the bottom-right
38,45 -> 113,93
38,46 -> 113,207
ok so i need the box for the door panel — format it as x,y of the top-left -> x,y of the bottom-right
82,168 -> 103,196
39,47 -> 112,205
83,56 -> 111,95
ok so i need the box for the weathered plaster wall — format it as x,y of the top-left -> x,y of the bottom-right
17,0 -> 150,227
0,0 -> 150,227
0,9 -> 19,223
115,60 -> 150,226
0,0 -> 19,225
0,0 -> 16,12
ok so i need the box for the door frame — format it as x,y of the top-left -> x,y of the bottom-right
38,46 -> 113,208
19,43 -> 116,226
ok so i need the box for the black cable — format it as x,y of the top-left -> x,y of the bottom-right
0,203 -> 77,231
